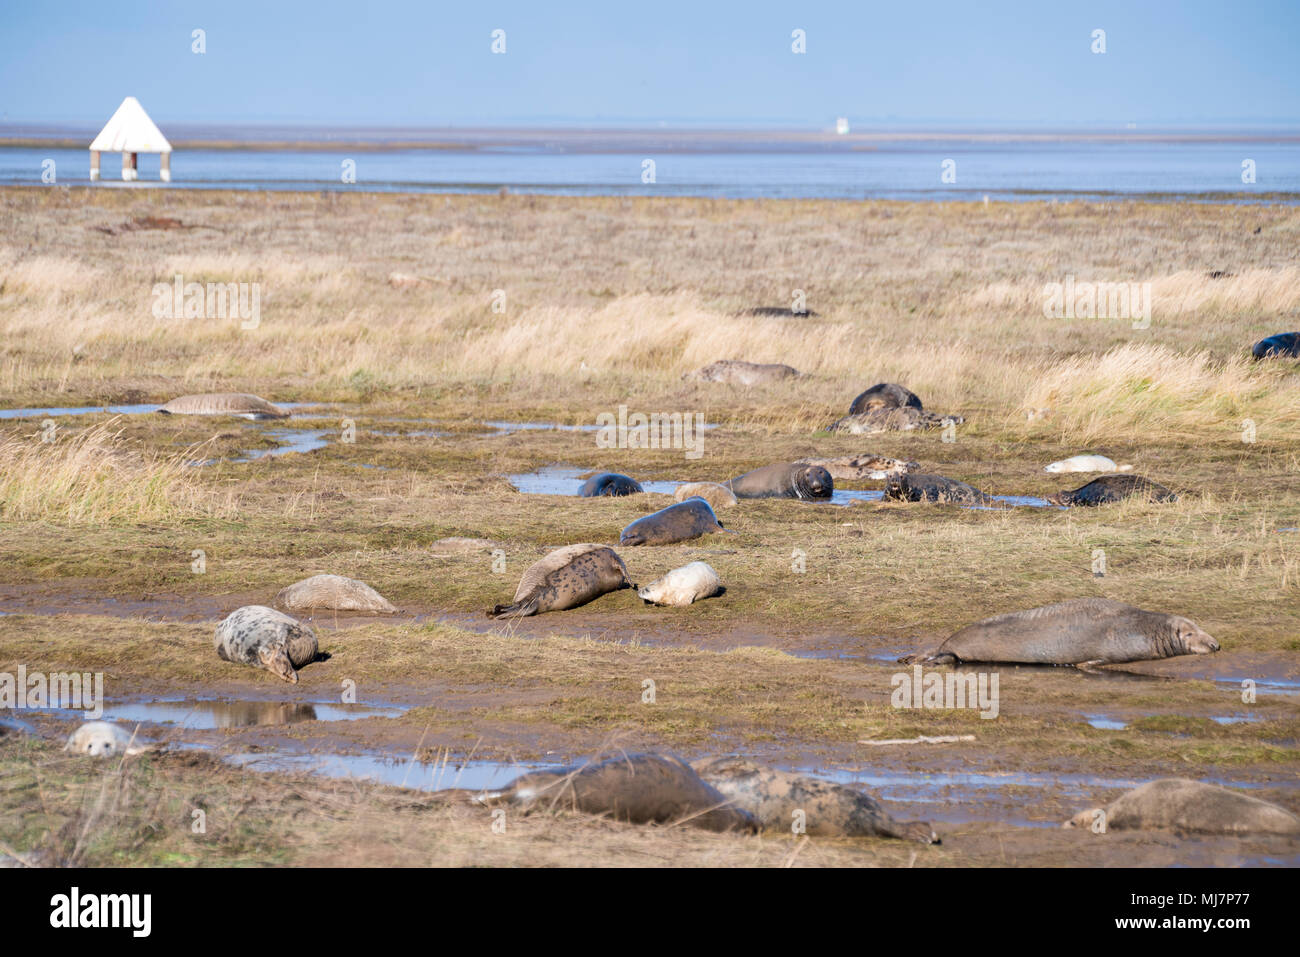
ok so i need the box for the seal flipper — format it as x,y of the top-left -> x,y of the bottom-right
258,646 -> 299,683
488,596 -> 541,619
881,819 -> 941,844
897,650 -> 956,665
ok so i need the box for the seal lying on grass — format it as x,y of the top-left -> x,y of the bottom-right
274,574 -> 397,614
724,463 -> 832,500
64,721 -> 150,758
620,498 -> 731,546
475,753 -> 758,832
885,472 -> 994,505
488,544 -> 633,618
692,756 -> 938,843
1043,454 -> 1132,473
848,382 -> 923,413
638,561 -> 723,606
828,407 -> 962,434
578,472 -> 643,496
683,360 -> 800,385
1251,332 -> 1300,360
1065,779 -> 1300,835
797,454 -> 916,481
158,393 -> 289,419
900,598 -> 1219,668
214,605 -> 320,683
1046,474 -> 1177,506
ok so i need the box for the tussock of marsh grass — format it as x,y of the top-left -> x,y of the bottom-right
0,419 -> 226,523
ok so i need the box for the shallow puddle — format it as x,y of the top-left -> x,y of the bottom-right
34,698 -> 404,730
508,465 -> 680,495
0,401 -> 317,420
226,751 -> 546,792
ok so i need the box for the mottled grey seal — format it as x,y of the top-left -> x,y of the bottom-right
885,472 -> 993,505
828,407 -> 963,434
848,382 -> 923,414
1046,474 -> 1177,506
1252,332 -> 1300,360
692,756 -> 938,843
274,574 -> 397,614
638,561 -> 724,606
797,454 -> 917,481
674,481 -> 738,510
1065,779 -> 1300,835
900,598 -> 1219,668
683,359 -> 800,385
620,498 -> 730,546
64,721 -> 150,758
475,752 -> 758,832
724,462 -> 833,500
578,472 -> 644,497
214,605 -> 320,683
488,544 -> 633,618
157,393 -> 289,419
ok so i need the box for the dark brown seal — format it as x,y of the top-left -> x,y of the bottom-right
578,472 -> 643,497
1046,474 -> 1177,506
848,382 -> 923,414
724,462 -> 833,500
1065,779 -> 1300,835
885,472 -> 993,505
692,756 -> 938,843
475,753 -> 758,832
488,544 -> 634,618
620,497 -> 730,546
900,597 -> 1219,668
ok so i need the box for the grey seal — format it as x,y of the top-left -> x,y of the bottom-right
885,472 -> 994,505
848,382 -> 923,413
158,393 -> 289,419
274,574 -> 397,613
797,454 -> 917,481
578,472 -> 643,497
673,481 -> 738,510
214,605 -> 320,683
1252,332 -> 1300,359
1065,779 -> 1300,835
488,544 -> 634,618
620,498 -> 730,546
1046,474 -> 1177,506
828,407 -> 962,434
683,360 -> 800,385
724,462 -> 833,500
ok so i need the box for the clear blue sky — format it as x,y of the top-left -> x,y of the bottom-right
2,0 -> 1298,128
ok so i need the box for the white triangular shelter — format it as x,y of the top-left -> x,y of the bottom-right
89,97 -> 172,182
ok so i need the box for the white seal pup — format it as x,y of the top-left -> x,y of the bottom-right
638,562 -> 724,606
64,721 -> 150,758
1044,454 -> 1133,473
214,605 -> 320,683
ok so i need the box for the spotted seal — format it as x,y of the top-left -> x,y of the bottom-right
724,463 -> 832,500
828,407 -> 962,434
638,561 -> 724,606
692,756 -> 938,843
885,472 -> 994,505
1065,779 -> 1300,835
1044,454 -> 1132,474
214,605 -> 320,683
578,472 -> 644,497
1046,474 -> 1177,506
620,498 -> 730,546
488,544 -> 633,618
683,360 -> 800,385
900,598 -> 1219,668
674,481 -> 738,510
64,721 -> 150,758
475,752 -> 758,832
157,393 -> 289,419
274,574 -> 398,614
1251,332 -> 1300,360
796,454 -> 917,481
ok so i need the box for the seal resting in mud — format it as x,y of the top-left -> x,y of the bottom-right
620,498 -> 730,546
578,472 -> 643,497
828,407 -> 962,434
1044,454 -> 1132,474
1046,474 -> 1177,506
724,463 -> 833,500
638,561 -> 724,606
214,605 -> 320,683
274,574 -> 397,614
683,359 -> 800,385
475,753 -> 758,832
797,454 -> 917,481
1065,779 -> 1300,836
1251,332 -> 1300,360
848,382 -> 923,413
488,544 -> 633,618
157,393 -> 289,419
900,598 -> 1219,668
692,756 -> 938,843
885,472 -> 994,505
64,721 -> 151,758
674,481 -> 738,510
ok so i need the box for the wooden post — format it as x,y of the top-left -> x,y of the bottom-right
122,151 -> 138,182
160,152 -> 171,182
89,150 -> 100,181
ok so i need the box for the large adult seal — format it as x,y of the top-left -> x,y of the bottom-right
828,407 -> 962,434
1065,779 -> 1300,835
900,598 -> 1219,668
674,481 -> 738,510
475,752 -> 758,833
214,605 -> 320,683
620,498 -> 730,546
158,393 -> 289,419
683,359 -> 800,385
797,454 -> 916,481
1251,332 -> 1300,360
1046,474 -> 1177,506
578,472 -> 643,497
848,382 -> 923,413
885,472 -> 993,505
488,544 -> 633,618
64,721 -> 151,758
692,756 -> 938,843
724,463 -> 832,500
274,574 -> 397,614
638,561 -> 724,606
